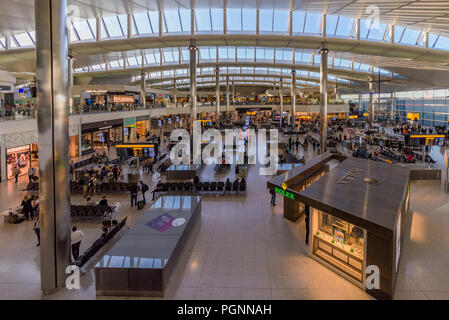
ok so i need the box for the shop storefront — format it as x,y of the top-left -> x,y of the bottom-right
135,115 -> 150,139
268,154 -> 410,300
5,143 -> 39,180
80,119 -> 124,156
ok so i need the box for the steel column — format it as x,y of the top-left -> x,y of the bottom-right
369,78 -> 375,122
320,43 -> 328,154
226,76 -> 230,121
35,0 -> 71,294
215,66 -> 220,125
173,79 -> 177,107
279,79 -> 283,127
291,70 -> 296,129
189,40 -> 197,128
140,72 -> 146,109
68,51 -> 73,114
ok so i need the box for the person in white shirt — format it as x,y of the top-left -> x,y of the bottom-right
71,226 -> 85,261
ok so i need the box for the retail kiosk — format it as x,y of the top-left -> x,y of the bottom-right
267,154 -> 410,300
95,196 -> 201,296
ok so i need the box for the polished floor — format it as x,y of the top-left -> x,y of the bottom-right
0,130 -> 448,300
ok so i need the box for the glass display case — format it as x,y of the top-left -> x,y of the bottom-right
313,210 -> 365,283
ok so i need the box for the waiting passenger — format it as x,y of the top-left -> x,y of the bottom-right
99,196 -> 108,206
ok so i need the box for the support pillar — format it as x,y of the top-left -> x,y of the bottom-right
369,78 -> 375,122
173,79 -> 178,108
189,40 -> 197,130
68,50 -> 73,114
291,70 -> 296,129
226,76 -> 230,122
279,79 -> 283,127
140,72 -> 146,109
215,66 -> 220,126
319,43 -> 328,154
35,0 -> 71,294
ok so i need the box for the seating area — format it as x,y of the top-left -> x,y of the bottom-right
73,217 -> 127,268
70,205 -> 116,219
69,181 -> 130,193
72,154 -> 125,169
153,179 -> 246,197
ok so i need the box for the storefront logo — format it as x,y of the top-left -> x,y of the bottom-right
275,187 -> 294,200
337,168 -> 363,186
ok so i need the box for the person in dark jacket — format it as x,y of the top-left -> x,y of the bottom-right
129,183 -> 139,207
139,181 -> 149,205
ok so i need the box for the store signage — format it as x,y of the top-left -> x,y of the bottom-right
274,187 -> 295,200
337,168 -> 363,186
363,112 -> 369,117
7,145 -> 30,153
349,115 -> 358,119
99,126 -> 112,131
407,112 -> 419,121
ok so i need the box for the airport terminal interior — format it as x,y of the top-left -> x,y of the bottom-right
1,0 -> 449,300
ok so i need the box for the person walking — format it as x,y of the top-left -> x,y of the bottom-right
80,173 -> 89,197
28,166 -> 36,183
71,226 -> 84,261
139,180 -> 149,205
270,188 -> 276,206
129,183 -> 139,207
13,166 -> 21,183
33,216 -> 40,247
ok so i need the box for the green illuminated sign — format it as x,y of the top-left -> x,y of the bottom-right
275,187 -> 295,200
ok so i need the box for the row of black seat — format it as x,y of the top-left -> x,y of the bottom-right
73,217 -> 127,268
72,155 -> 131,169
70,181 -> 131,192
70,205 -> 115,219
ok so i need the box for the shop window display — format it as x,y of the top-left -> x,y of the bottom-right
313,210 -> 365,282
81,133 -> 93,153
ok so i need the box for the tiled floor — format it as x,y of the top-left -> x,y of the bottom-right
0,129 -> 448,300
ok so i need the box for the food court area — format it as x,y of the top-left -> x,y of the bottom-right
2,0 -> 449,302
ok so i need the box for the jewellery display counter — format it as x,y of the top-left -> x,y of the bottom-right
313,210 -> 365,283
268,154 -> 410,299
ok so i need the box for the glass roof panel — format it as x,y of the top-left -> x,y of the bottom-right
226,9 -> 241,31
292,11 -> 305,33
211,9 -> 224,31
367,22 -> 387,41
259,10 -> 273,32
434,35 -> 449,51
335,16 -> 354,37
164,10 -> 182,33
428,33 -> 438,48
237,47 -> 254,60
273,10 -> 289,33
400,28 -> 421,45
195,9 -> 211,31
103,16 -> 124,38
117,15 -> 128,34
73,19 -> 94,41
394,26 -> 405,43
359,19 -> 370,39
242,9 -> 257,32
326,15 -> 338,36
14,32 -> 33,47
127,56 -> 138,66
134,12 -> 152,35
304,13 -> 322,34
148,11 -> 159,34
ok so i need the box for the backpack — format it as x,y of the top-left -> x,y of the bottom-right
141,183 -> 149,192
